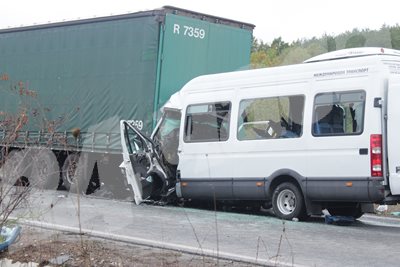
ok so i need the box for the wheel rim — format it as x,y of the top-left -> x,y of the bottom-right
276,189 -> 296,215
66,158 -> 78,185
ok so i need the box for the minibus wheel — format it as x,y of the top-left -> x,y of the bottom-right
272,182 -> 306,220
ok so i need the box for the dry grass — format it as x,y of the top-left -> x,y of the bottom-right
1,227 -> 253,267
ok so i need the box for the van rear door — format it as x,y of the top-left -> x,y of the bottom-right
387,77 -> 400,195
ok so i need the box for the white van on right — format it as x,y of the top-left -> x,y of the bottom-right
121,47 -> 400,221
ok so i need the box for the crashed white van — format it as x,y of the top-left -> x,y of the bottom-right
120,47 -> 400,220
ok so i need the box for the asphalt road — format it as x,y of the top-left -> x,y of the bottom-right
11,190 -> 400,267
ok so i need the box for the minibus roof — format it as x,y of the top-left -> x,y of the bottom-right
305,47 -> 400,63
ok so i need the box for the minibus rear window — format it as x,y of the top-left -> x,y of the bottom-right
312,90 -> 365,136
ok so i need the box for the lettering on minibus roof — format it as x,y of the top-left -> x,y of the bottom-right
314,68 -> 369,78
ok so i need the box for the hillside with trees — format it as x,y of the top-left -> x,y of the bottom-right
251,24 -> 400,68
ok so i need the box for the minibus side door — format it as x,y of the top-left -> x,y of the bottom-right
177,102 -> 233,199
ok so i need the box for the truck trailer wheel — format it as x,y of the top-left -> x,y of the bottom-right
29,148 -> 59,190
0,149 -> 31,187
0,148 -> 59,190
272,182 -> 306,220
62,153 -> 88,194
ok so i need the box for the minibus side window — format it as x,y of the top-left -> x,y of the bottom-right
312,91 -> 365,136
184,102 -> 231,142
237,95 -> 304,140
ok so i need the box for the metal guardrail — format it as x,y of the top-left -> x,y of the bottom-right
0,130 -> 122,153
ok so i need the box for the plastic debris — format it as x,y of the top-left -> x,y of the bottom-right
322,209 -> 330,216
375,205 -> 388,213
49,255 -> 71,265
0,258 -> 40,267
390,211 -> 400,217
0,225 -> 22,251
324,215 -> 355,226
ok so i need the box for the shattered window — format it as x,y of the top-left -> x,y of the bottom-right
124,124 -> 146,154
238,95 -> 304,140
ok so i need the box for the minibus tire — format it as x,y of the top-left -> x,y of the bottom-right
272,182 -> 306,220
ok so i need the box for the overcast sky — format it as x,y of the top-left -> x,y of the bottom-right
1,0 -> 399,43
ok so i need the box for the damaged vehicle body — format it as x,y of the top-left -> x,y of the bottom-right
120,99 -> 182,204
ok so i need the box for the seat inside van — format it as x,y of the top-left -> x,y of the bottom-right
314,105 -> 344,134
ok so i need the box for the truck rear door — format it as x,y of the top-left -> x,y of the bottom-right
387,77 -> 400,195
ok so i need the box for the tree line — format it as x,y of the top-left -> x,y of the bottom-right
251,24 -> 400,68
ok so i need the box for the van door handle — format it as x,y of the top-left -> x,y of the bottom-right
359,148 -> 368,155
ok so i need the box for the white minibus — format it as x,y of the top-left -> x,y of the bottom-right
120,47 -> 400,220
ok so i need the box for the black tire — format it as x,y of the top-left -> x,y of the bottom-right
0,148 -> 59,190
62,153 -> 88,194
0,149 -> 30,186
30,148 -> 59,190
272,182 -> 306,220
328,205 -> 364,219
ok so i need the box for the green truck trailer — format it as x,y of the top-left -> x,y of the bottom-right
0,6 -> 254,195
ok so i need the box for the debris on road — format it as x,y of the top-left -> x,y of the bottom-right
376,204 -> 388,213
48,254 -> 71,265
324,215 -> 355,226
391,211 -> 400,217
